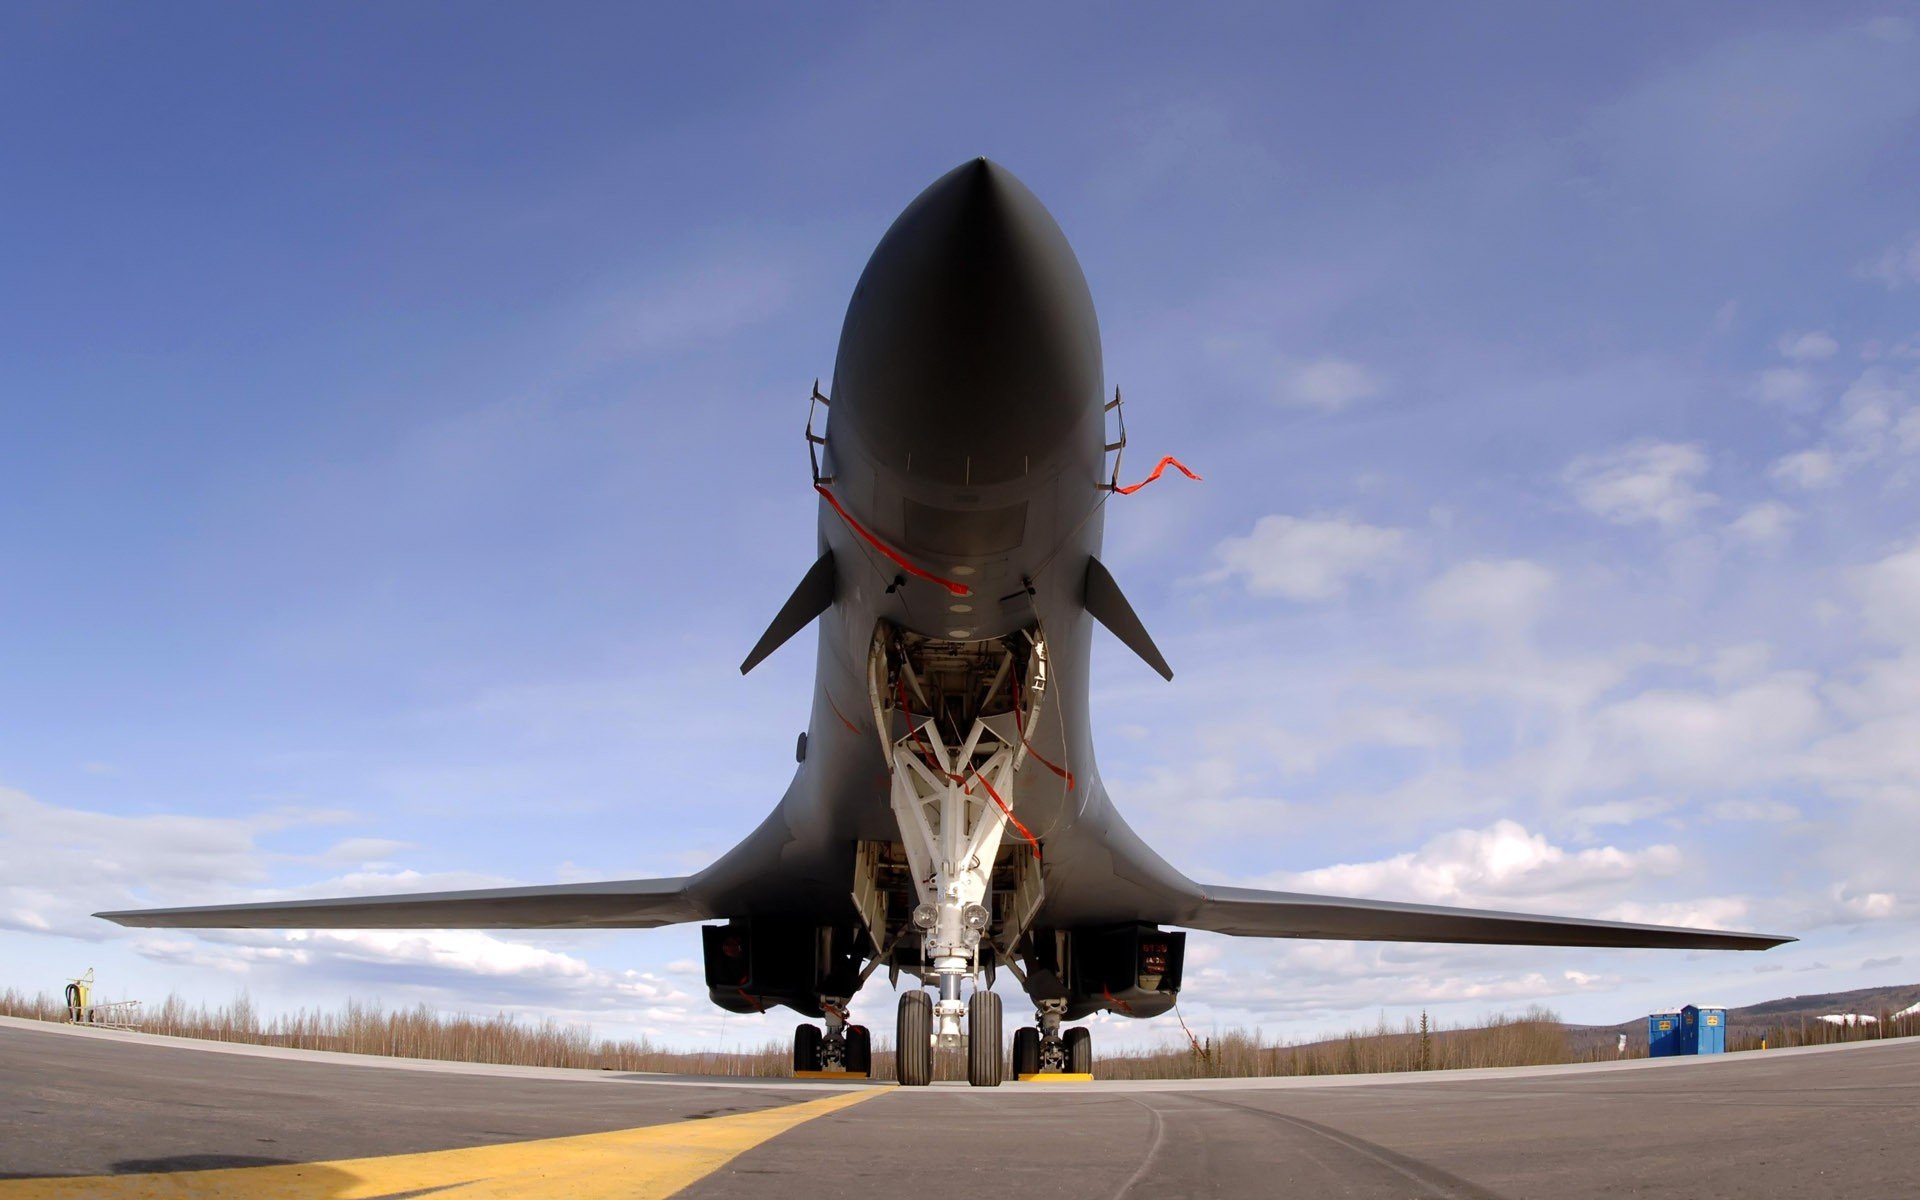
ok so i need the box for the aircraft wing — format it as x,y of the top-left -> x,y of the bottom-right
95,876 -> 707,931
1184,884 -> 1793,950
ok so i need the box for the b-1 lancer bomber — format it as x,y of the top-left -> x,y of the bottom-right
101,159 -> 1793,1086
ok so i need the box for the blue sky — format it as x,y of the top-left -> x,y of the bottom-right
4,3 -> 1919,1048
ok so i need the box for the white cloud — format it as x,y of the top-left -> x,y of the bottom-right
1806,711 -> 1920,811
1205,514 -> 1407,601
1563,441 -> 1716,527
317,837 -> 414,865
1590,674 -> 1825,788
1267,820 -> 1684,907
1566,796 -> 1678,831
1836,366 -> 1920,453
0,786 -> 684,1016
1709,798 -> 1800,823
1763,366 -> 1920,491
291,929 -> 592,980
1852,539 -> 1920,647
1835,889 -> 1897,920
1753,366 -> 1821,412
0,786 -> 328,939
1726,501 -> 1797,546
1861,230 -> 1920,289
1706,642 -> 1774,685
1779,331 -> 1839,361
1600,896 -> 1754,931
1421,559 -> 1557,631
1276,357 -> 1382,411
1769,447 -> 1840,489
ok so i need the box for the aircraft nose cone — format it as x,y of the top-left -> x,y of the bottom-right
830,159 -> 1104,489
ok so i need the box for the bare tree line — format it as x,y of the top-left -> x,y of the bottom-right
6,987 -> 1913,1080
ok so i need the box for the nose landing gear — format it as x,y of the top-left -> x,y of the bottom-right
895,986 -> 1005,1086
967,989 -> 1002,1087
896,989 -> 932,1085
870,626 -> 1051,1088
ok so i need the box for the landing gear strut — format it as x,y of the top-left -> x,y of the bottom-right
1037,999 -> 1069,1072
793,996 -> 870,1075
871,626 -> 1051,1088
1012,1000 -> 1090,1076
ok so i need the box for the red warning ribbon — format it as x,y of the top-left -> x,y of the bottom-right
815,484 -> 972,596
967,767 -> 1041,863
825,690 -> 860,735
1114,455 -> 1202,495
894,674 -> 1042,861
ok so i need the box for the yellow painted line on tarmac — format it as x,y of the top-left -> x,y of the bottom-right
1017,1072 -> 1094,1082
0,1086 -> 885,1200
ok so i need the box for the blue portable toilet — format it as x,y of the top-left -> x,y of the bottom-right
1681,1005 -> 1727,1054
1648,1010 -> 1683,1057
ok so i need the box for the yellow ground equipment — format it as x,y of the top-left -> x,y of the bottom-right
62,968 -> 142,1029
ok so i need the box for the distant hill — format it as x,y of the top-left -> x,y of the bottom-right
1721,982 -> 1920,1026
1563,981 -> 1920,1055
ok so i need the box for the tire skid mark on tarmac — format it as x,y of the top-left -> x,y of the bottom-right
1137,1091 -> 1507,1200
1108,1096 -> 1169,1200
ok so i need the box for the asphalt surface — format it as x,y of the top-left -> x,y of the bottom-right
3,1016 -> 1916,1197
0,1017 -> 828,1179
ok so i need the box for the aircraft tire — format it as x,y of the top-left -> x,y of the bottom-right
845,1024 -> 872,1075
897,990 -> 933,1086
967,990 -> 1003,1087
793,1023 -> 822,1072
1065,1025 -> 1092,1074
1012,1025 -> 1040,1077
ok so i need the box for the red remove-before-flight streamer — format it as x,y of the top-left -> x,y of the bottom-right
816,484 -> 973,596
1113,455 -> 1202,495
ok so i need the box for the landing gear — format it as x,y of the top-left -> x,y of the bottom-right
1012,1026 -> 1040,1076
793,1024 -> 822,1072
794,996 -> 866,1075
870,625 -> 1051,1086
1035,999 -> 1069,1073
845,1024 -> 872,1076
1010,1001 -> 1089,1076
1065,1026 -> 1092,1074
968,990 -> 1003,1087
897,990 -> 933,1086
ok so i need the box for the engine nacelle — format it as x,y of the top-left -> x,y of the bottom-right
701,919 -> 862,1017
1022,923 -> 1186,1020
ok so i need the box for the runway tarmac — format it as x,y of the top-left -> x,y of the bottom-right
2,1015 -> 1914,1198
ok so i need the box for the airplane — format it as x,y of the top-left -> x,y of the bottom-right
100,158 -> 1792,1086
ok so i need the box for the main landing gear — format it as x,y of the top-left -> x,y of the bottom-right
793,997 -> 870,1076
1011,1000 -> 1091,1076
